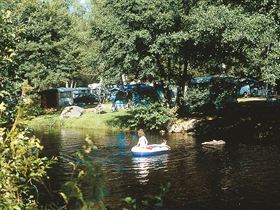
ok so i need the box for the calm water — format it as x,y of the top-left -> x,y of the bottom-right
36,128 -> 280,210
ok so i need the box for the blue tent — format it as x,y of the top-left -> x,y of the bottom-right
191,76 -> 214,85
110,84 -> 162,110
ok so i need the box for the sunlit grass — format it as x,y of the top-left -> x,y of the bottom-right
27,109 -> 131,131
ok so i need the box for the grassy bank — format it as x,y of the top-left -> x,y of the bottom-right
27,109 -> 131,131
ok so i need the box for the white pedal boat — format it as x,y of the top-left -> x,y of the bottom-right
131,144 -> 171,157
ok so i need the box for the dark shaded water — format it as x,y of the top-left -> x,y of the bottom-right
36,128 -> 280,210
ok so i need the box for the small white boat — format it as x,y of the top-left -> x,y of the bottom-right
202,140 -> 225,146
131,144 -> 171,157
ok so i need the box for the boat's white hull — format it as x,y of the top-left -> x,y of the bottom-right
131,144 -> 170,157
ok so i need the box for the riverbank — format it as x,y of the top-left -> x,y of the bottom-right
27,109 -> 131,131
189,100 -> 280,143
27,99 -> 280,143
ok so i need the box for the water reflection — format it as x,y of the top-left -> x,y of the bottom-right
132,154 -> 169,184
38,128 -> 280,210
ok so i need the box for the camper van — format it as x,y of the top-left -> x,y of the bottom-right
41,88 -> 74,108
72,87 -> 99,106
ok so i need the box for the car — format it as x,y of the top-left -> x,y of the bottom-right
73,94 -> 99,106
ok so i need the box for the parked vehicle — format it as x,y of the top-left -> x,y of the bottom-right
72,87 -> 91,99
73,94 -> 99,106
70,87 -> 99,106
40,88 -> 74,108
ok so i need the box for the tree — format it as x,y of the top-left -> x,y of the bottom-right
92,0 -> 280,107
1,0 -> 99,124
0,11 -> 54,205
186,1 -> 280,84
218,0 -> 280,85
1,0 -> 97,91
91,0 -> 197,104
0,5 -> 23,126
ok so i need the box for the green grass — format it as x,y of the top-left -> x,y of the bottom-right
27,109 -> 131,131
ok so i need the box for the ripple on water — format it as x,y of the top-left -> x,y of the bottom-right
39,129 -> 280,210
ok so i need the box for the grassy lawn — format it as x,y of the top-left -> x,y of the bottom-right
27,109 -> 131,131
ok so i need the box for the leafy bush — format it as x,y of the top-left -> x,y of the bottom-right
122,183 -> 170,210
0,83 -> 55,209
0,128 -> 55,209
213,89 -> 237,110
23,93 -> 45,118
184,83 -> 238,113
184,87 -> 212,112
127,103 -> 176,131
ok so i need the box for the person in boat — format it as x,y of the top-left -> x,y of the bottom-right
136,129 -> 148,148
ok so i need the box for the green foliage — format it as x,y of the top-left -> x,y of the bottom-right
1,0 -> 96,94
127,103 -> 176,131
187,1 -> 280,84
122,183 -> 170,210
184,78 -> 238,113
213,89 -> 237,110
122,197 -> 137,210
0,128 -> 55,209
92,0 -> 280,105
0,8 -> 22,126
0,83 -> 55,209
185,88 -> 212,112
23,93 -> 45,118
59,136 -> 106,209
2,0 -> 280,110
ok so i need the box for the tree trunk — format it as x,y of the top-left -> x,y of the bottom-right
176,60 -> 188,107
70,80 -> 74,88
121,74 -> 127,85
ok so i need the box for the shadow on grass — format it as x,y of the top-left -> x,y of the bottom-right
106,111 -> 134,129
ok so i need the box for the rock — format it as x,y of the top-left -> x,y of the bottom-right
93,104 -> 106,114
159,130 -> 166,135
60,106 -> 84,119
167,118 -> 201,133
167,123 -> 184,133
182,119 -> 201,132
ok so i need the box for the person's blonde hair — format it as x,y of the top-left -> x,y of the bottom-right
137,129 -> 145,136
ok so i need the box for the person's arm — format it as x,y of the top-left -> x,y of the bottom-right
136,139 -> 140,146
145,136 -> 148,146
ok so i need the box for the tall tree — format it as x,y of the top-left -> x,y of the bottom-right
92,0 -> 280,102
0,3 -> 24,125
1,0 -> 97,91
91,0 -> 197,103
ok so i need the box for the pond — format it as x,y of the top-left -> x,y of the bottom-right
36,128 -> 280,210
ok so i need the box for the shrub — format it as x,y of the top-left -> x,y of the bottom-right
0,128 -> 55,209
23,93 -> 45,118
127,103 -> 176,131
184,85 -> 238,113
0,83 -> 55,209
184,87 -> 212,112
